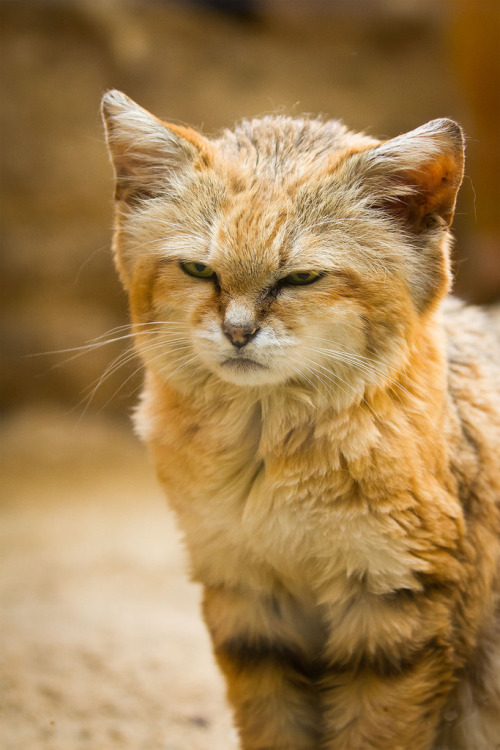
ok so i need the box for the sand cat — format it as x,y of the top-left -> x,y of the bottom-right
102,89 -> 500,750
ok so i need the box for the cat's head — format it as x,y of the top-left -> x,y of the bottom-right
102,91 -> 464,401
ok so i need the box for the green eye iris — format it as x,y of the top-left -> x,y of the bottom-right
283,271 -> 321,286
181,262 -> 216,279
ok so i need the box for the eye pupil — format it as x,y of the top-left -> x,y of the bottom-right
181,261 -> 216,280
282,270 -> 321,286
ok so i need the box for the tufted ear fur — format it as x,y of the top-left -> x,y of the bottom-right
101,90 -> 210,204
357,119 -> 465,234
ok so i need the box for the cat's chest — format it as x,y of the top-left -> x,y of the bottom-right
240,446 -> 421,593
145,392 -> 420,593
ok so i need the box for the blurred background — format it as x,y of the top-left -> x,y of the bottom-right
1,1 -> 499,748
2,0 -> 500,416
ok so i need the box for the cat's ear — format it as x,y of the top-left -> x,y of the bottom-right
101,90 -> 210,204
359,119 -> 465,232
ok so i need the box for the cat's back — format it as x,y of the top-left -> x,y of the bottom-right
444,296 -> 500,376
443,297 -> 500,506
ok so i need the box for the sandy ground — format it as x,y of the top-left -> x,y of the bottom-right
0,408 -> 237,750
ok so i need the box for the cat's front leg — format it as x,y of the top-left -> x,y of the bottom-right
202,584 -> 324,750
320,638 -> 455,750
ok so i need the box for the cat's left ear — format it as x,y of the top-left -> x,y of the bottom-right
101,90 -> 210,204
359,119 -> 465,232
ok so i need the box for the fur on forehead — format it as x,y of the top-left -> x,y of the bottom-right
101,89 -> 463,218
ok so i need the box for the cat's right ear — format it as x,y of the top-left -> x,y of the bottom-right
101,90 -> 210,204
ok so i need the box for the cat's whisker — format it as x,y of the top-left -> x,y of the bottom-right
303,344 -> 424,413
88,350 -> 169,417
302,345 -> 395,388
295,362 -> 338,403
305,334 -> 410,378
78,337 -> 191,413
29,321 -> 188,359
56,325 -> 192,417
302,343 -> 386,380
81,346 -> 142,400
85,344 -> 194,417
304,340 -> 430,409
304,335 -> 425,392
295,358 -> 368,417
29,331 -> 139,359
286,359 -> 326,399
302,343 -> 440,433
157,352 -> 200,384
39,330 -> 187,374
298,355 -> 358,401
300,354 -> 380,420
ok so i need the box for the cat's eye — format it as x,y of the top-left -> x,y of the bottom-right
282,271 -> 322,286
181,262 -> 216,280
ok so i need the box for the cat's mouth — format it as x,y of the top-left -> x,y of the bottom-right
211,352 -> 280,386
221,356 -> 266,371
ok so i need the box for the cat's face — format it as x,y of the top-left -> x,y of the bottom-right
102,91 -> 464,400
130,188 -> 406,395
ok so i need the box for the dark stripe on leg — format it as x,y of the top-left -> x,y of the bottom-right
216,635 -> 326,682
326,636 -> 447,680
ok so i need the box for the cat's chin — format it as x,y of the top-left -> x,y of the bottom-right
213,358 -> 285,387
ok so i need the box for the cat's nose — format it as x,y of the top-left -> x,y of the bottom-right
223,323 -> 259,349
